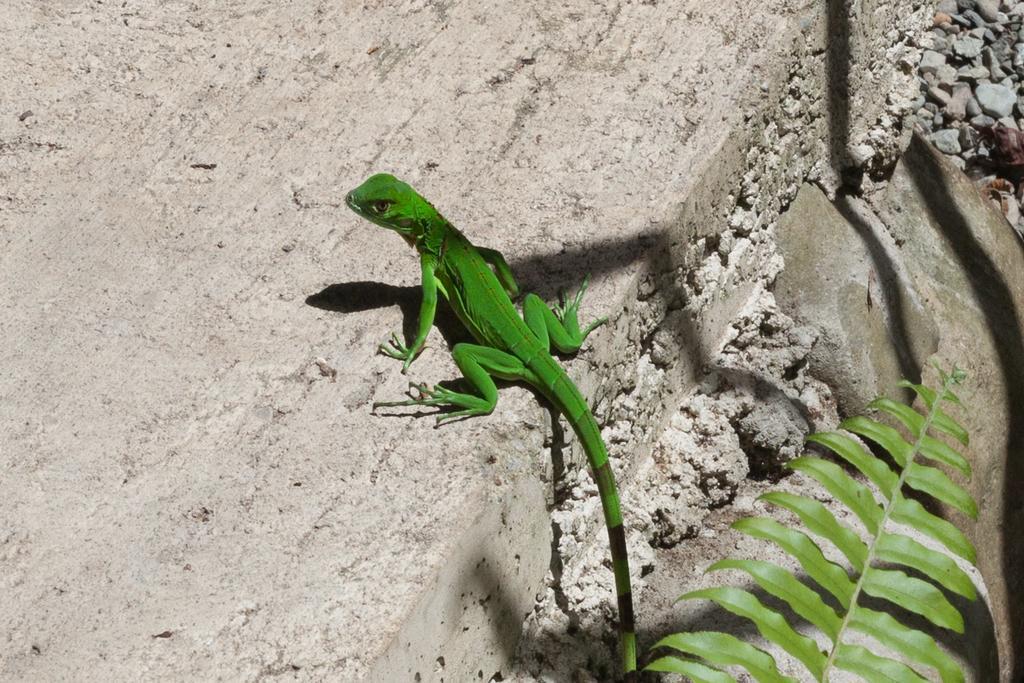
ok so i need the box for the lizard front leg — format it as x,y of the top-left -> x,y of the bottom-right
374,344 -> 539,425
477,247 -> 520,298
379,253 -> 439,373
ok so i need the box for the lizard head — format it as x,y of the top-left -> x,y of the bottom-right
345,173 -> 434,244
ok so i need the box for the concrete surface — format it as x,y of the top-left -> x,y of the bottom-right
774,183 -> 939,415
0,0 -> 933,680
873,131 -> 1024,682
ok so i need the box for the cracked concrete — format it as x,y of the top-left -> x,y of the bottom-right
1,0 -> 944,680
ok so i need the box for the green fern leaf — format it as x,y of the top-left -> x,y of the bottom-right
787,456 -> 883,534
848,608 -> 963,683
890,496 -> 975,562
644,656 -> 733,682
759,491 -> 868,568
732,517 -> 855,606
875,532 -> 976,599
861,567 -> 963,632
651,368 -> 978,683
904,463 -> 977,518
652,632 -> 795,682
678,587 -> 827,678
804,433 -> 897,500
707,559 -> 841,640
833,643 -> 929,682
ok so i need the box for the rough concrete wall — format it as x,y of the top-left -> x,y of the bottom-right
0,0 -> 934,681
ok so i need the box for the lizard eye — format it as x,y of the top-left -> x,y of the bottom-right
372,200 -> 393,214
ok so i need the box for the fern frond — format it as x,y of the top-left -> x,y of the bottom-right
647,367 -> 978,682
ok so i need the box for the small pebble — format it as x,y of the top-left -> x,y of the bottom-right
977,0 -> 1001,21
971,113 -> 998,127
953,34 -> 985,58
928,85 -> 953,106
920,50 -> 948,73
963,8 -> 987,26
931,129 -> 962,154
977,82 -> 1016,116
959,64 -> 992,81
937,63 -> 959,85
960,125 -> 981,148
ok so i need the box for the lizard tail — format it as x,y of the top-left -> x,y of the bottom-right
563,400 -> 637,678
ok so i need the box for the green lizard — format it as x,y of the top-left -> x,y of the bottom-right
345,173 -> 638,679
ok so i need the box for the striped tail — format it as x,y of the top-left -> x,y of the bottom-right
540,361 -> 637,679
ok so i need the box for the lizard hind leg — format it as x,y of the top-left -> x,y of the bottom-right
523,275 -> 607,355
373,344 -> 538,426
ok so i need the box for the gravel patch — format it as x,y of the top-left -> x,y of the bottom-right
916,0 -> 1024,237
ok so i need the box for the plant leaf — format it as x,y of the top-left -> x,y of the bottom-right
733,517 -> 854,607
708,559 -> 842,641
862,567 -> 964,632
759,491 -> 867,568
841,416 -> 913,468
869,395 -> 967,446
876,532 -> 976,599
804,433 -> 897,500
788,456 -> 883,534
644,656 -> 734,682
849,608 -> 964,683
904,463 -> 978,518
891,495 -> 976,562
899,379 -> 964,409
679,587 -> 826,679
652,632 -> 795,683
834,643 -> 929,682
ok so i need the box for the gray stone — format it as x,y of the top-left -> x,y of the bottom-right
967,95 -> 983,117
920,49 -> 947,74
938,0 -> 958,11
947,83 -> 974,119
998,115 -> 1020,128
960,124 -> 980,148
978,0 -> 1000,21
959,64 -> 993,82
962,8 -> 987,25
937,63 -> 959,86
971,113 -> 998,126
963,8 -> 987,25
957,0 -> 977,9
952,12 -> 974,27
927,85 -> 952,106
930,128 -> 963,154
976,82 -> 1016,116
953,34 -> 985,58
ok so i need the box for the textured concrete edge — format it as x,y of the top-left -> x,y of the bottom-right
368,476 -> 551,682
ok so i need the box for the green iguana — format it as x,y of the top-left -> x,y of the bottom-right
345,173 -> 637,679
